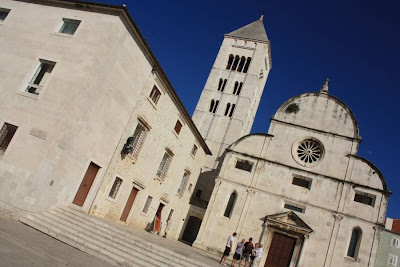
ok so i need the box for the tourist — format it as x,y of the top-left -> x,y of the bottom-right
251,244 -> 264,267
220,232 -> 237,265
162,217 -> 171,238
241,238 -> 254,267
231,239 -> 245,267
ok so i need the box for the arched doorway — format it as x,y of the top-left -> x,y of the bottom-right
181,216 -> 202,244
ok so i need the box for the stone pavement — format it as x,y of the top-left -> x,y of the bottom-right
0,214 -> 229,267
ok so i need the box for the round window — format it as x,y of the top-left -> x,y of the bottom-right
292,138 -> 324,167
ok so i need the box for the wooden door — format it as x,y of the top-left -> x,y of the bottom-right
73,162 -> 100,206
120,187 -> 139,222
264,232 -> 297,267
181,216 -> 202,244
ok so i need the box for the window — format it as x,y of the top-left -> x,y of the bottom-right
347,228 -> 362,259
0,8 -> 10,22
235,160 -> 253,172
297,139 -> 323,164
149,86 -> 161,104
59,18 -> 80,35
224,192 -> 237,218
209,100 -> 219,113
226,54 -> 234,70
218,79 -> 227,92
231,56 -> 240,71
237,56 -> 246,72
243,57 -> 252,73
354,192 -> 376,207
284,204 -> 304,213
389,254 -> 398,266
26,60 -> 56,95
191,144 -> 198,156
224,103 -> 231,116
0,123 -> 18,154
177,171 -> 190,197
233,82 -> 243,95
142,196 -> 153,213
392,238 -> 400,248
229,104 -> 236,117
131,121 -> 149,158
108,177 -> 123,199
292,177 -> 312,189
225,103 -> 236,117
156,150 -> 173,180
174,120 -> 182,135
195,189 -> 202,198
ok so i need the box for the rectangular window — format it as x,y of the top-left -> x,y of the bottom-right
388,254 -> 398,266
284,203 -> 304,213
26,60 -> 56,95
59,18 -> 80,35
156,150 -> 173,180
177,171 -> 190,197
292,176 -> 312,189
354,192 -> 376,206
0,123 -> 18,154
142,196 -> 153,214
191,144 -> 198,156
130,121 -> 149,159
174,120 -> 182,135
149,86 -> 161,104
108,177 -> 123,199
235,160 -> 253,172
0,8 -> 10,22
392,238 -> 400,248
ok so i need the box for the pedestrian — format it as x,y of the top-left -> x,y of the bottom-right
162,216 -> 171,238
241,238 -> 254,267
231,239 -> 245,267
251,244 -> 263,267
250,243 -> 258,266
220,232 -> 237,265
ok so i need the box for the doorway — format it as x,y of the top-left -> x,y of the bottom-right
73,162 -> 100,206
120,187 -> 139,222
264,232 -> 296,267
181,216 -> 202,244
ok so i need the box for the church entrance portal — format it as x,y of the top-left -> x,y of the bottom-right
181,216 -> 202,244
264,232 -> 296,267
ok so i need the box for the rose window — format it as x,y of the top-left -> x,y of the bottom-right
297,139 -> 323,164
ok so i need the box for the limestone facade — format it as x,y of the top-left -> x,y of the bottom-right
193,88 -> 390,266
0,0 -> 210,241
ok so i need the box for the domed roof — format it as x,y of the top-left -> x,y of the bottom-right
273,92 -> 360,139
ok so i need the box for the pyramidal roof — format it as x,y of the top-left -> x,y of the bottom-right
225,16 -> 268,42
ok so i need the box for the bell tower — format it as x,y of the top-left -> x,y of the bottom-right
191,16 -> 272,208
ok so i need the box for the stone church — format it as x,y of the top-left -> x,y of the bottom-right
185,16 -> 390,267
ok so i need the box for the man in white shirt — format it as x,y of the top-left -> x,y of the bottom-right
251,244 -> 264,267
220,232 -> 237,265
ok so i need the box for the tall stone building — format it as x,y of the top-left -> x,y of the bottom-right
183,17 -> 271,243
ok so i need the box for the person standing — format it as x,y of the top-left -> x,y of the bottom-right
251,244 -> 264,267
220,232 -> 237,265
241,238 -> 253,267
231,239 -> 245,267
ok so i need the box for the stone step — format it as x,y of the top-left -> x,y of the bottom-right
37,211 -> 168,267
58,207 -> 203,267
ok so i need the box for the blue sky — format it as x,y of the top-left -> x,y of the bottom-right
97,0 -> 399,218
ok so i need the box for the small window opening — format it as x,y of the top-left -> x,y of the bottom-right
209,100 -> 215,112
388,254 -> 399,266
0,123 -> 18,154
59,18 -> 81,35
226,54 -> 234,70
224,192 -> 237,218
236,82 -> 243,95
354,192 -> 375,206
142,196 -> 153,213
233,82 -> 238,95
26,60 -> 56,95
191,144 -> 198,156
284,204 -> 304,213
212,100 -> 219,113
218,78 -> 223,91
292,177 -> 312,189
174,120 -> 183,135
235,160 -> 253,172
347,228 -> 362,259
108,177 -> 123,199
229,104 -> 236,117
0,8 -> 10,22
149,86 -> 161,104
237,56 -> 246,72
221,79 -> 227,92
224,103 -> 231,116
243,57 -> 252,73
232,56 -> 240,71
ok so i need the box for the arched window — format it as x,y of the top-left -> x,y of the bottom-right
243,57 -> 252,73
224,192 -> 237,218
237,82 -> 243,95
232,55 -> 240,71
212,100 -> 219,113
224,103 -> 231,116
226,54 -> 234,70
233,82 -> 238,95
221,79 -> 227,92
209,100 -> 215,112
229,104 -> 236,117
237,56 -> 246,72
218,78 -> 223,91
347,227 -> 362,258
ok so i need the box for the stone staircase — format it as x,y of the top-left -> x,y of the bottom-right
20,207 -> 208,267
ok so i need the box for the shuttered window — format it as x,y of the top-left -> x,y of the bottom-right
108,177 -> 123,199
177,171 -> 190,197
130,122 -> 149,159
0,123 -> 18,154
156,151 -> 173,180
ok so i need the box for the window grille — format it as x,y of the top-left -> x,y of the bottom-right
142,196 -> 153,213
284,204 -> 304,213
235,160 -> 253,172
149,86 -> 161,104
0,123 -> 18,153
174,120 -> 182,135
108,177 -> 123,199
59,18 -> 80,35
0,8 -> 10,21
224,192 -> 237,218
156,151 -> 173,180
292,177 -> 311,189
354,193 -> 375,206
26,60 -> 56,95
177,171 -> 190,197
